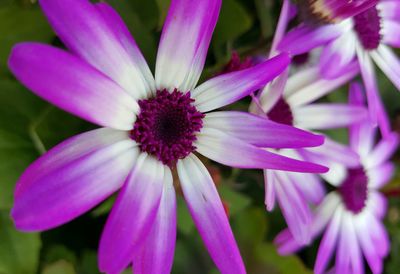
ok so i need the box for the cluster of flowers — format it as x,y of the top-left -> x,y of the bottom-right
6,0 -> 400,273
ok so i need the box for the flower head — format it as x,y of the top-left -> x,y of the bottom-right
297,0 -> 378,24
278,0 -> 400,136
249,60 -> 369,244
7,0 -> 330,273
275,82 -> 399,274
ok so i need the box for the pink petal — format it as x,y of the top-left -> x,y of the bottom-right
278,24 -> 344,55
98,154 -> 166,274
196,128 -> 328,173
12,128 -> 138,231
155,0 -> 221,92
275,171 -> 312,244
379,1 -> 400,21
177,154 -> 246,274
368,163 -> 395,189
133,174 -> 177,274
314,208 -> 343,274
8,43 -> 138,130
203,111 -> 324,148
319,32 -> 357,79
293,103 -> 368,130
40,0 -> 155,99
192,53 -> 290,112
365,132 -> 399,168
264,170 -> 276,211
382,19 -> 400,48
287,172 -> 325,205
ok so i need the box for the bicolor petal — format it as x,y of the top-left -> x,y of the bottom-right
278,24 -> 345,55
99,154 -> 165,274
177,154 -> 245,274
155,0 -> 221,92
40,0 -> 155,99
196,128 -> 328,173
132,172 -> 177,274
203,111 -> 324,148
12,128 -> 138,231
192,53 -> 290,112
293,104 -> 368,130
8,43 -> 138,130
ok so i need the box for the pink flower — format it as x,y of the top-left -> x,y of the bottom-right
8,0 -> 328,273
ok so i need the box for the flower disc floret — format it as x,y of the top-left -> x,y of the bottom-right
339,167 -> 368,214
131,89 -> 204,166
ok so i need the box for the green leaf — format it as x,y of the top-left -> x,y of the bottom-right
255,243 -> 312,274
0,210 -> 41,274
106,0 -> 158,67
177,196 -> 195,235
0,77 -> 93,209
0,1 -> 54,74
231,207 -> 268,251
41,261 -> 76,274
218,184 -> 251,217
212,0 -> 253,58
254,0 -> 275,39
155,0 -> 171,29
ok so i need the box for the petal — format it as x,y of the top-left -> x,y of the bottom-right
378,1 -> 400,21
277,23 -> 345,55
8,43 -> 138,130
357,46 -> 391,137
275,171 -> 312,244
264,170 -> 276,211
98,154 -> 166,274
367,192 -> 388,219
133,173 -> 177,274
335,213 -> 352,274
195,128 -> 328,173
274,229 -> 303,255
192,53 -> 290,112
364,132 -> 399,168
371,44 -> 400,91
177,154 -> 245,274
203,111 -> 324,148
293,104 -> 368,130
39,0 -> 154,99
355,214 -> 385,273
348,82 -> 377,156
368,162 -> 395,189
12,128 -> 138,231
382,19 -> 400,48
155,0 -> 221,92
314,207 -> 343,274
304,138 -> 360,168
319,32 -> 357,79
257,69 -> 289,113
312,192 -> 341,236
286,61 -> 359,107
287,172 -> 326,205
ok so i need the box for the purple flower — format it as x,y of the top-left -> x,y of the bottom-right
275,82 -> 399,274
296,0 -> 378,24
250,63 -> 368,244
7,0 -> 329,273
278,1 -> 400,136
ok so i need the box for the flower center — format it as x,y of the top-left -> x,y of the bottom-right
353,6 -> 382,50
338,167 -> 368,214
266,98 -> 294,125
131,89 -> 204,166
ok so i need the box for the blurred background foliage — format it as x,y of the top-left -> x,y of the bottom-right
0,0 -> 399,273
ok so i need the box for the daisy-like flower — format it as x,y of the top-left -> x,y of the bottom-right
279,0 -> 400,136
249,62 -> 368,244
275,83 -> 399,274
8,0 -> 328,273
296,0 -> 378,24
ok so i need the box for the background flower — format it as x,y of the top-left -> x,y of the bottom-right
0,0 -> 399,274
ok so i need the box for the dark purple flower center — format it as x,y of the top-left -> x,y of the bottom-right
130,89 -> 204,166
339,167 -> 368,214
353,6 -> 382,50
267,98 -> 294,125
